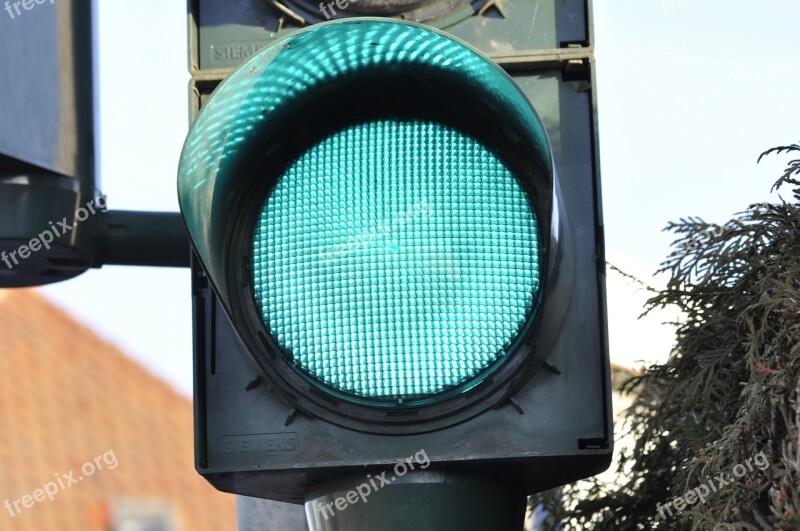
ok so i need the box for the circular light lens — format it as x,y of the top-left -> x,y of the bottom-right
252,119 -> 541,406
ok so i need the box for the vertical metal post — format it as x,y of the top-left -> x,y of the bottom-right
305,471 -> 525,531
237,497 -> 308,531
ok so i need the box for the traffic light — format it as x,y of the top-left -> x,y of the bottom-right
0,0 -> 98,287
180,4 -> 611,512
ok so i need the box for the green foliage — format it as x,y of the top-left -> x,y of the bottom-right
558,145 -> 800,530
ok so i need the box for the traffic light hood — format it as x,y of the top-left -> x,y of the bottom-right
178,18 -> 554,305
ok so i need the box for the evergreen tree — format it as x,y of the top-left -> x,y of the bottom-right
553,144 -> 800,530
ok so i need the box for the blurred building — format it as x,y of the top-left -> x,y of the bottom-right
0,289 -> 236,530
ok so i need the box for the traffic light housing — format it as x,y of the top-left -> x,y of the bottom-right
180,7 -> 611,504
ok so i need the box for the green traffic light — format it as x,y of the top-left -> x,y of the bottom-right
179,17 -> 556,418
183,6 -> 613,505
252,118 -> 541,406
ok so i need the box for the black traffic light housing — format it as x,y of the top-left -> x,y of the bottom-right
185,1 -> 611,505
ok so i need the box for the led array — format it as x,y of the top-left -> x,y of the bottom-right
252,119 -> 540,404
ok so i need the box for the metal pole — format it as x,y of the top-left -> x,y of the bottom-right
305,471 -> 525,531
97,210 -> 190,268
237,497 -> 308,531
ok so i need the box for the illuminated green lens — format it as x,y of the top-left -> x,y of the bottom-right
252,119 -> 540,405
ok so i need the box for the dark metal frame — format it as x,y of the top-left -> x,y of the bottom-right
188,0 -> 612,505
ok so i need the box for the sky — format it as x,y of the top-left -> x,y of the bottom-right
35,0 -> 800,397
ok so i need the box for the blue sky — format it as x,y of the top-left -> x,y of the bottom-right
595,0 -> 799,262
37,0 -> 800,396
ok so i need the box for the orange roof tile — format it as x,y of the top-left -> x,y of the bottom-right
0,289 -> 237,530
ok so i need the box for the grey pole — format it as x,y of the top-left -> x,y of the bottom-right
237,497 -> 309,531
305,471 -> 525,531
